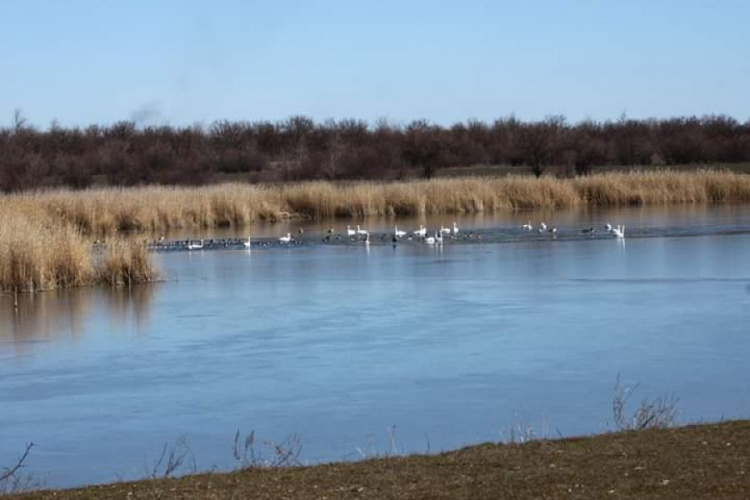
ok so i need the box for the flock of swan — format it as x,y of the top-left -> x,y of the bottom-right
158,219 -> 625,252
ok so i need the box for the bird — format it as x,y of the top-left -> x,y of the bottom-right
435,231 -> 444,244
440,225 -> 451,235
413,225 -> 427,238
327,227 -> 335,235
279,233 -> 292,244
582,227 -> 595,234
452,221 -> 459,235
243,237 -> 252,248
297,228 -> 305,234
548,227 -> 557,234
605,223 -> 613,232
394,226 -> 407,238
363,232 -> 370,245
356,225 -> 369,236
611,225 -> 625,238
187,239 -> 203,250
347,225 -> 356,237
424,234 -> 436,245
539,222 -> 547,232
522,221 -> 533,231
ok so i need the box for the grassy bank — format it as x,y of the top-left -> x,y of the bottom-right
0,213 -> 158,293
2,170 -> 750,237
8,420 -> 750,499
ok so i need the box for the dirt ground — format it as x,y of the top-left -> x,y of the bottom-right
10,420 -> 750,499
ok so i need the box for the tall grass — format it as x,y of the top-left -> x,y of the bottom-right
2,170 -> 747,238
0,170 -> 748,292
0,213 -> 157,293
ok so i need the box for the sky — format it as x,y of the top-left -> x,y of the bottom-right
1,0 -> 749,128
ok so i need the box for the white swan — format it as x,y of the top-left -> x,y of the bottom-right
522,221 -> 533,231
424,234 -> 436,245
243,237 -> 251,248
279,233 -> 292,243
413,225 -> 427,238
452,221 -> 459,235
539,222 -> 547,232
187,239 -> 203,250
394,226 -> 407,238
440,225 -> 451,235
605,223 -> 613,232
435,231 -> 443,244
612,225 -> 625,238
347,225 -> 356,237
356,225 -> 369,236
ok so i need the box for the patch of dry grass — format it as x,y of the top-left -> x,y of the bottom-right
3,170 -> 747,239
0,212 -> 157,293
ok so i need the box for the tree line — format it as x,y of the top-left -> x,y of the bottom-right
1,113 -> 749,191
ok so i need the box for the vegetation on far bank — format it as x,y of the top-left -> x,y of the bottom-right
1,168 -> 749,293
6,420 -> 750,499
3,113 -> 750,190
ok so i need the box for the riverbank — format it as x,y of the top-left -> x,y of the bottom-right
8,420 -> 750,499
3,170 -> 750,238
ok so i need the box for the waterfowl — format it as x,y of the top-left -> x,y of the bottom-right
548,227 -> 557,234
452,221 -> 459,235
347,225 -> 356,237
440,225 -> 451,235
394,226 -> 407,238
279,233 -> 292,243
413,225 -> 427,238
612,225 -> 625,238
582,227 -> 595,234
356,225 -> 369,236
187,239 -> 203,250
539,222 -> 547,232
424,234 -> 436,245
243,237 -> 252,248
605,223 -> 613,232
522,221 -> 533,231
435,231 -> 444,244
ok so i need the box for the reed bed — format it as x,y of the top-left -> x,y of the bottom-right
2,170 -> 747,238
0,212 -> 158,293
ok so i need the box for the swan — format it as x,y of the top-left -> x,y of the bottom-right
435,231 -> 444,244
413,225 -> 427,238
452,221 -> 459,235
347,225 -> 356,237
394,226 -> 407,238
243,237 -> 252,248
539,222 -> 547,232
440,225 -> 451,235
605,223 -> 613,232
279,233 -> 292,243
356,225 -> 369,236
612,225 -> 625,238
187,239 -> 203,250
522,221 -> 533,231
424,234 -> 436,245
548,227 -> 557,234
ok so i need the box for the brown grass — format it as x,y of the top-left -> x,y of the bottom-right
1,170 -> 748,292
2,170 -> 749,239
0,212 -> 157,293
9,420 -> 750,499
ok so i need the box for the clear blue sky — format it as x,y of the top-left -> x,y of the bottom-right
1,0 -> 748,128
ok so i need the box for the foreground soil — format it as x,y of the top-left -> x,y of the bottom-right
13,421 -> 750,499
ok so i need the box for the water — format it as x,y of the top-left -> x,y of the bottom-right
1,205 -> 750,488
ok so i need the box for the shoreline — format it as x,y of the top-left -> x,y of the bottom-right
7,420 -> 750,499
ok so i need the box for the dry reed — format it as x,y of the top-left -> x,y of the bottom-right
2,170 -> 745,238
1,170 -> 748,292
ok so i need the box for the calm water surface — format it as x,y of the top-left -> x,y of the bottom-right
1,205 -> 749,488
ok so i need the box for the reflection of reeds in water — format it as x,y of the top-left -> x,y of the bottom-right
3,170 -> 749,238
0,284 -> 157,349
